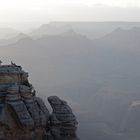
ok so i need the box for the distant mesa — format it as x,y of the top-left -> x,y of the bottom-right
30,23 -> 73,38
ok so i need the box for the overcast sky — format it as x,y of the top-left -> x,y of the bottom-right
0,0 -> 140,29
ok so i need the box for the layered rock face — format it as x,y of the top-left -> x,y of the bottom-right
0,64 -> 79,140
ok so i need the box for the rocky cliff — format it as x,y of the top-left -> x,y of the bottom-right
0,63 -> 79,140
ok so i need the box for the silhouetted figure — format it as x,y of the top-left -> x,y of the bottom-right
11,61 -> 17,66
0,60 -> 2,65
11,61 -> 15,65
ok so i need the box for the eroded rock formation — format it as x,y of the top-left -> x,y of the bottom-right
120,101 -> 140,133
0,63 -> 79,140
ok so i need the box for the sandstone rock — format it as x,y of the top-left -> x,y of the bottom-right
48,96 -> 79,140
0,64 -> 79,140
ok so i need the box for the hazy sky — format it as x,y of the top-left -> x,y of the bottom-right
0,0 -> 140,29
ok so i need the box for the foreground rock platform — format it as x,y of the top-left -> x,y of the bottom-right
0,63 -> 79,140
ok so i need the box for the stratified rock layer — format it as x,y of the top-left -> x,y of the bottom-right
0,64 -> 79,140
48,96 -> 78,140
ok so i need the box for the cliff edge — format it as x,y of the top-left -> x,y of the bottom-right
0,63 -> 79,140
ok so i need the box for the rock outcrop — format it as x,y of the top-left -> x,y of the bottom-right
0,63 -> 79,140
120,100 -> 140,133
48,96 -> 78,140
